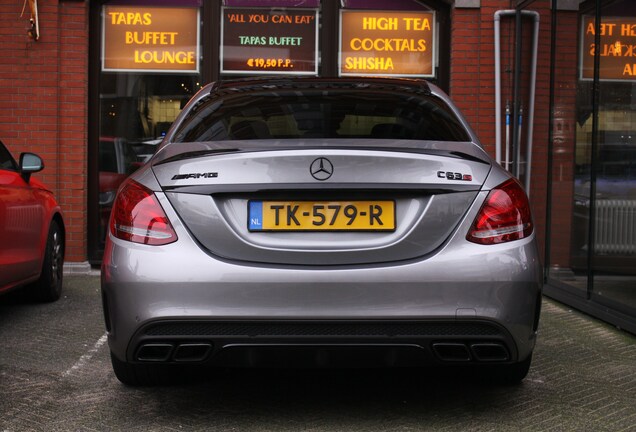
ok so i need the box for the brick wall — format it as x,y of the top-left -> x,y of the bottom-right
0,0 -> 579,267
450,0 -> 564,260
0,0 -> 88,263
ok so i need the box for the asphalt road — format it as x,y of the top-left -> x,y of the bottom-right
1,274 -> 635,431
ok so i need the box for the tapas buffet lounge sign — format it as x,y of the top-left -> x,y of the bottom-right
102,6 -> 200,73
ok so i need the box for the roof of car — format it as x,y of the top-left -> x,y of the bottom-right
206,76 -> 434,98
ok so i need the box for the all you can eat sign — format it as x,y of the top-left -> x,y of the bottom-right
221,8 -> 319,75
102,6 -> 200,73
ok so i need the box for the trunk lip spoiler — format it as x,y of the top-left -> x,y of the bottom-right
152,143 -> 492,167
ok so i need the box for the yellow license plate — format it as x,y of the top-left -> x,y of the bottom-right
248,200 -> 395,231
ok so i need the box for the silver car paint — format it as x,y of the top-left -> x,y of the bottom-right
102,79 -> 542,370
166,191 -> 478,265
153,147 -> 489,188
156,148 -> 489,265
103,176 -> 541,363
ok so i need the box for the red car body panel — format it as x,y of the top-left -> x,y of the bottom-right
0,159 -> 63,295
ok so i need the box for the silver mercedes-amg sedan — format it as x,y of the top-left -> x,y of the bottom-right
101,77 -> 542,386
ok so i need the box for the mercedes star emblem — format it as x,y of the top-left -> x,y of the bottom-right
310,157 -> 334,181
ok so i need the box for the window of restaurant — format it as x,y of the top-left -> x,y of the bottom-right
89,1 -> 203,260
338,2 -> 439,80
543,0 -> 636,332
87,0 -> 450,261
220,4 -> 320,76
217,0 -> 449,86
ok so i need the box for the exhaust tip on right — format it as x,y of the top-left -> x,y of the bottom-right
173,343 -> 213,362
470,343 -> 509,362
432,343 -> 471,362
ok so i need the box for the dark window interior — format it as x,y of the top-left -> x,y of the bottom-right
173,91 -> 471,143
0,142 -> 17,171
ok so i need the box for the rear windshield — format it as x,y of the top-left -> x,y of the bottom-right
172,90 -> 471,143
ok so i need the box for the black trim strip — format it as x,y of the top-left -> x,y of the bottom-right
142,320 -> 506,338
161,183 -> 482,194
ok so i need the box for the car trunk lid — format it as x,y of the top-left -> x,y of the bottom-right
152,143 -> 490,265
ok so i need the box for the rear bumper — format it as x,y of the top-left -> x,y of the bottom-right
101,232 -> 542,367
121,318 -> 520,367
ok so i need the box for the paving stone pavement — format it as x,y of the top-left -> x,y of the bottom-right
1,274 -> 635,431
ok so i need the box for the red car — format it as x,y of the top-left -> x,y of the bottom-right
0,140 -> 65,301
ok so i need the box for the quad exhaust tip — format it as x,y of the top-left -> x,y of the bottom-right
136,342 -> 213,362
432,343 -> 471,362
136,343 -> 174,362
432,342 -> 509,363
470,343 -> 509,362
173,343 -> 213,362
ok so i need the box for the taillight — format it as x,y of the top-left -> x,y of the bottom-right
109,179 -> 177,246
467,178 -> 533,245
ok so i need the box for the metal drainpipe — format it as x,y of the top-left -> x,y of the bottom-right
505,101 -> 511,170
494,9 -> 540,196
513,10 -> 523,179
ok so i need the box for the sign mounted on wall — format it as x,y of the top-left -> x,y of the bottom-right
339,10 -> 436,78
581,15 -> 636,81
221,8 -> 319,75
102,6 -> 200,73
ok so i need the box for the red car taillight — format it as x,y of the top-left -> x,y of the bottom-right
109,179 -> 177,246
467,178 -> 533,245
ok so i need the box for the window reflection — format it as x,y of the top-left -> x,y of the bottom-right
98,74 -> 202,250
548,0 -> 636,316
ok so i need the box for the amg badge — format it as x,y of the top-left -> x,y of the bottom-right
171,172 -> 218,180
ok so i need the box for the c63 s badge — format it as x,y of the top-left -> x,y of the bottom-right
171,172 -> 218,180
437,171 -> 472,181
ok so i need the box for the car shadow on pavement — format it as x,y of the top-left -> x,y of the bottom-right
128,366 -> 523,412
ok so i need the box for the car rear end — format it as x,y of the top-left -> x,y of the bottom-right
101,78 -> 542,385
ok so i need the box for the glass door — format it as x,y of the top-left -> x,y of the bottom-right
547,0 -> 636,321
92,2 -> 203,258
587,0 -> 636,314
